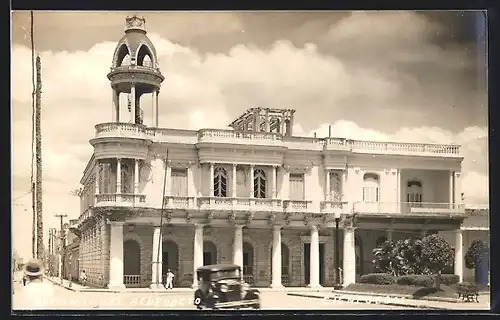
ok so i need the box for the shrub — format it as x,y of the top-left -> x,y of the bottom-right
440,274 -> 460,286
464,240 -> 489,270
396,275 -> 434,288
421,234 -> 453,289
359,273 -> 396,285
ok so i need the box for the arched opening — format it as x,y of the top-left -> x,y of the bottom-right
284,119 -> 291,135
162,240 -> 179,286
253,169 -> 267,198
329,171 -> 342,201
355,236 -> 363,281
407,180 -> 423,208
362,173 -> 380,202
243,242 -> 255,285
123,239 -> 141,287
116,44 -> 131,67
375,236 -> 387,247
137,44 -> 154,67
214,166 -> 227,197
281,243 -> 290,286
203,241 -> 217,266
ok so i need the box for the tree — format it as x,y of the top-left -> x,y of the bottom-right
373,238 -> 431,277
464,240 -> 489,269
421,234 -> 454,289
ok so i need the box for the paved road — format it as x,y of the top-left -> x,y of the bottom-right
12,282 -> 409,310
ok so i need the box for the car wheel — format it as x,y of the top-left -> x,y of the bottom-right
194,292 -> 203,310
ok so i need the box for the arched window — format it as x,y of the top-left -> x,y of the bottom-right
214,166 -> 227,197
406,180 -> 423,207
253,169 -> 267,198
329,171 -> 342,201
362,173 -> 380,202
137,44 -> 154,67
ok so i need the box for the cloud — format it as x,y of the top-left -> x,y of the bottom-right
11,12 -> 488,260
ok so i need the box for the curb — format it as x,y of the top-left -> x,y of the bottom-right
287,293 -> 448,310
47,278 -> 77,292
338,290 -> 461,304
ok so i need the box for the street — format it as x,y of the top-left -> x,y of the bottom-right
12,281 -> 410,310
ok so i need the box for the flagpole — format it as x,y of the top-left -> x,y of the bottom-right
156,150 -> 169,287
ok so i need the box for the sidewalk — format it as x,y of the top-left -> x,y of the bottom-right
46,277 -> 338,294
287,291 -> 490,310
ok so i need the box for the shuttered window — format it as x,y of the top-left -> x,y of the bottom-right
171,168 -> 188,197
289,173 -> 304,200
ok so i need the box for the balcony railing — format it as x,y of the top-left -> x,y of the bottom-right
123,275 -> 142,288
353,201 -> 465,215
95,193 -> 146,207
320,201 -> 347,215
198,197 -> 282,211
283,200 -> 312,213
164,196 -> 197,209
243,266 -> 254,285
94,124 -> 461,157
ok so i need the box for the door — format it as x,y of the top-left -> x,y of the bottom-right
203,252 -> 213,266
303,243 -> 325,285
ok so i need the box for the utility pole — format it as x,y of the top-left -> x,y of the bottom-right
55,214 -> 67,284
35,55 -> 44,261
30,11 -> 36,260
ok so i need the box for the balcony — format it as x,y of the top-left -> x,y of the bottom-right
95,193 -> 146,207
283,200 -> 312,213
320,201 -> 347,216
197,197 -> 282,212
164,196 -> 197,210
353,201 -> 465,215
93,124 -> 461,158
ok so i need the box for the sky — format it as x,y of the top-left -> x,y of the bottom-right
11,11 -> 488,261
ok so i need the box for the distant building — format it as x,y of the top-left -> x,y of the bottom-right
75,16 -> 475,290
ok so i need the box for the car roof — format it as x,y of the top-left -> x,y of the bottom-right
196,264 -> 241,272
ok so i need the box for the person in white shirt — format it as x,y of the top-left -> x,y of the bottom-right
13,259 -> 55,310
165,269 -> 175,289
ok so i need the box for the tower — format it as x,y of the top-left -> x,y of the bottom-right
108,15 -> 165,126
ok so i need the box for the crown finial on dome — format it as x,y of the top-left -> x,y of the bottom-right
125,15 -> 146,33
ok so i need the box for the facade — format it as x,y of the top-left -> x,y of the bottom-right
76,16 -> 467,290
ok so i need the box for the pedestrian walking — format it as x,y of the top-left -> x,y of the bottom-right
13,259 -> 55,309
165,269 -> 175,289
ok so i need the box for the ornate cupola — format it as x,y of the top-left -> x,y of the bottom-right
107,15 -> 165,126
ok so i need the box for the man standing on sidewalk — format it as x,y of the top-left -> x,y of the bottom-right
165,269 -> 175,289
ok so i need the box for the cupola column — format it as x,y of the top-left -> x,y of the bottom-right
130,84 -> 136,124
112,89 -> 120,123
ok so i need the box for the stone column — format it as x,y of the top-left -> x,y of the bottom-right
387,229 -> 393,241
325,169 -> 330,201
270,225 -> 283,288
155,90 -> 160,127
289,112 -> 294,136
343,226 -> 356,286
449,171 -> 455,209
112,89 -> 119,122
271,166 -> 277,199
116,158 -> 122,194
192,224 -> 204,288
95,160 -> 100,195
233,225 -> 244,268
232,164 -> 237,198
130,84 -> 136,124
455,228 -> 464,282
308,225 -> 321,288
152,90 -> 158,127
134,159 -> 140,194
397,169 -> 401,213
209,163 -> 214,196
283,167 -> 290,200
249,165 -> 255,198
108,222 -> 125,290
150,226 -> 164,290
341,170 -> 346,202
165,160 -> 172,196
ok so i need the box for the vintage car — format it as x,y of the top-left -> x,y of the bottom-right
193,264 -> 261,310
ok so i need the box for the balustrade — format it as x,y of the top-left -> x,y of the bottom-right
353,201 -> 465,215
94,123 -> 461,157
